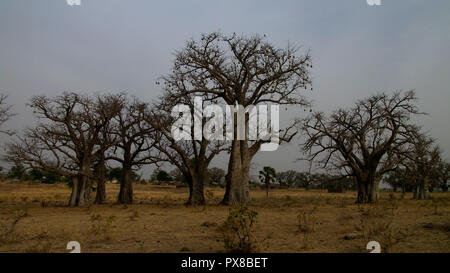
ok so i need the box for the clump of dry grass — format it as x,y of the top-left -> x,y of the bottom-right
297,207 -> 317,249
205,189 -> 215,203
129,208 -> 140,221
88,212 -> 116,241
25,241 -> 53,253
337,211 -> 354,225
1,208 -> 29,243
297,208 -> 317,233
156,194 -> 174,207
428,197 -> 444,216
358,201 -> 406,253
336,198 -> 348,208
23,230 -> 55,253
135,240 -> 145,252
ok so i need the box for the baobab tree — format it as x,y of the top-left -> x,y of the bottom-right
162,32 -> 312,204
0,94 -> 15,136
259,166 -> 276,197
147,95 -> 227,205
436,161 -> 450,192
92,94 -> 125,203
6,93 -> 122,206
384,168 -> 412,193
403,132 -> 441,200
107,96 -> 159,204
6,126 -> 79,188
301,90 -> 421,203
277,170 -> 301,188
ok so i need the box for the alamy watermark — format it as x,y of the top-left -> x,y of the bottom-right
171,97 -> 280,152
367,0 -> 382,6
66,0 -> 81,6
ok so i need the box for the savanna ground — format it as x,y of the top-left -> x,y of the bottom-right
0,180 -> 449,253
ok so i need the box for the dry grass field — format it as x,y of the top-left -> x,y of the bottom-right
0,180 -> 449,253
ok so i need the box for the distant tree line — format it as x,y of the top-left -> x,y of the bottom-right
276,170 -> 355,192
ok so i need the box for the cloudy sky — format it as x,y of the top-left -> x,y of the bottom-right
0,0 -> 449,178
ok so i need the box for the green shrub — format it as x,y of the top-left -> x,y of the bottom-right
219,206 -> 259,253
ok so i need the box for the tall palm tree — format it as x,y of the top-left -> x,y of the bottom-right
259,166 -> 277,197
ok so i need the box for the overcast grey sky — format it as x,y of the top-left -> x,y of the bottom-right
1,0 -> 449,179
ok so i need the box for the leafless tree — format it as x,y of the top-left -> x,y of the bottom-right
107,96 -> 159,204
162,32 -> 312,204
92,94 -> 125,203
6,92 -> 121,207
147,95 -> 227,205
301,90 -> 422,203
277,170 -> 302,188
0,94 -> 16,136
169,168 -> 185,182
403,132 -> 441,199
436,161 -> 450,192
6,126 -> 78,181
209,167 -> 226,185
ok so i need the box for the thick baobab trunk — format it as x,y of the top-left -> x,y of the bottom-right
78,162 -> 93,206
95,175 -> 106,204
94,160 -> 106,204
368,177 -> 380,203
415,178 -> 430,200
95,167 -> 106,204
412,177 -> 430,200
186,175 -> 194,204
68,161 -> 93,207
185,161 -> 207,206
68,176 -> 79,207
221,140 -> 251,205
423,177 -> 430,199
356,180 -> 368,204
356,174 -> 379,204
187,174 -> 205,206
118,165 -> 133,204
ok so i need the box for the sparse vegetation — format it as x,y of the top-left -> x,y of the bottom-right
219,206 -> 259,253
88,212 -> 116,241
358,202 -> 406,253
297,207 -> 317,249
0,182 -> 448,253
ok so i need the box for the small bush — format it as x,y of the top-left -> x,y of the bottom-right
358,203 -> 405,253
219,206 -> 259,253
205,189 -> 214,202
89,213 -> 116,241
